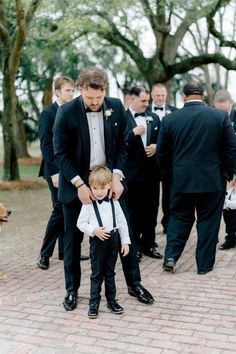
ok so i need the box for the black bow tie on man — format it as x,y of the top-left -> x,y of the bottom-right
154,106 -> 164,111
134,112 -> 146,118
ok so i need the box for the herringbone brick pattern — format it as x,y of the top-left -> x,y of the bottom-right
1,188 -> 236,354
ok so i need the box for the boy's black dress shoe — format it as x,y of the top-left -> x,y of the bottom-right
143,247 -> 163,259
63,291 -> 78,311
107,301 -> 124,314
219,240 -> 236,250
37,255 -> 49,270
162,258 -> 175,272
128,283 -> 154,304
88,303 -> 99,318
80,255 -> 89,261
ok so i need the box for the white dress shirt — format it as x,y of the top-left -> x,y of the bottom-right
129,108 -> 147,148
77,200 -> 131,245
86,111 -> 106,169
152,103 -> 165,120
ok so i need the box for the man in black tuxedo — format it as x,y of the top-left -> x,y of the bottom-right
213,89 -> 236,250
148,83 -> 178,234
53,67 -> 154,311
124,85 -> 162,261
157,80 -> 236,275
37,76 -> 77,269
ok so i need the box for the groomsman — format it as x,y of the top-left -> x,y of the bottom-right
37,76 -> 78,269
157,80 -> 236,275
53,67 -> 154,311
213,89 -> 236,250
148,83 -> 178,234
124,85 -> 163,261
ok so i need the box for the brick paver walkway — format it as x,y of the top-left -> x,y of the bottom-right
1,187 -> 236,354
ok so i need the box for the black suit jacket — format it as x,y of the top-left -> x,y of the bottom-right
147,102 -> 178,116
53,96 -> 128,204
230,109 -> 236,133
157,101 -> 236,193
124,110 -> 161,186
38,102 -> 59,178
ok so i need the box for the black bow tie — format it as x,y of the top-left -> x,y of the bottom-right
97,196 -> 110,204
154,106 -> 164,111
134,112 -> 146,118
85,107 -> 102,113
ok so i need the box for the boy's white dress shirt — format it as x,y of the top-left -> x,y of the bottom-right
77,200 -> 131,245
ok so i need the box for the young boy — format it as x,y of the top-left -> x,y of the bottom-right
77,165 -> 130,319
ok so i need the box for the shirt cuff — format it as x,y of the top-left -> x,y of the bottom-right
51,173 -> 59,178
113,169 -> 124,180
71,175 -> 81,185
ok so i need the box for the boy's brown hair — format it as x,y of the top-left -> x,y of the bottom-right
88,165 -> 112,187
77,67 -> 108,90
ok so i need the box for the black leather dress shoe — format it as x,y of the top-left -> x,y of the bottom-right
128,283 -> 154,304
143,247 -> 163,259
63,291 -> 78,311
107,301 -> 124,314
162,258 -> 175,272
219,240 -> 236,250
80,255 -> 89,261
37,255 -> 49,270
88,303 -> 99,318
197,268 -> 213,275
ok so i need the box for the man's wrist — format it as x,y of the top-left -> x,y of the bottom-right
75,180 -> 85,188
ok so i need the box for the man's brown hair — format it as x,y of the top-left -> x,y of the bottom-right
77,67 -> 108,90
54,76 -> 75,91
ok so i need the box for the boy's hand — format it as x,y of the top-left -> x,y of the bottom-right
121,244 -> 129,257
93,227 -> 110,241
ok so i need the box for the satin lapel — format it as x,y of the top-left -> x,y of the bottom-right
102,100 -> 112,158
127,109 -> 136,129
78,96 -> 90,166
146,113 -> 152,145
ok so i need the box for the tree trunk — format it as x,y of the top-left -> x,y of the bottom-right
42,77 -> 53,108
15,102 -> 30,158
1,69 -> 20,180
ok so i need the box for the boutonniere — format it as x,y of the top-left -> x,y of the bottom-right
146,116 -> 153,124
165,110 -> 171,116
104,108 -> 113,120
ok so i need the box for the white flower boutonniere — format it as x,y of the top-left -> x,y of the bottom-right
104,108 -> 113,120
146,116 -> 153,124
165,110 -> 172,116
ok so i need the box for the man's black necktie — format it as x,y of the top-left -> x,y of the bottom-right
97,196 -> 110,204
154,106 -> 163,111
134,112 -> 146,118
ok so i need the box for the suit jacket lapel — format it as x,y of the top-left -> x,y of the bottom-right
146,113 -> 152,146
102,100 -> 112,158
78,96 -> 90,168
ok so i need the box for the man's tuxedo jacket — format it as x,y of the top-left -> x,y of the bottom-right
38,102 -> 59,179
230,109 -> 236,133
157,101 -> 236,193
124,110 -> 161,186
53,96 -> 128,204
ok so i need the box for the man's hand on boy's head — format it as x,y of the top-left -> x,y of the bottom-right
121,244 -> 129,257
93,227 -> 110,241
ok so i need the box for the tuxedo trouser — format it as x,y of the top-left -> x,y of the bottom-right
124,179 -> 159,252
165,190 -> 225,271
89,230 -> 119,304
40,178 -> 64,259
223,209 -> 236,242
63,199 -> 83,293
161,178 -> 171,231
